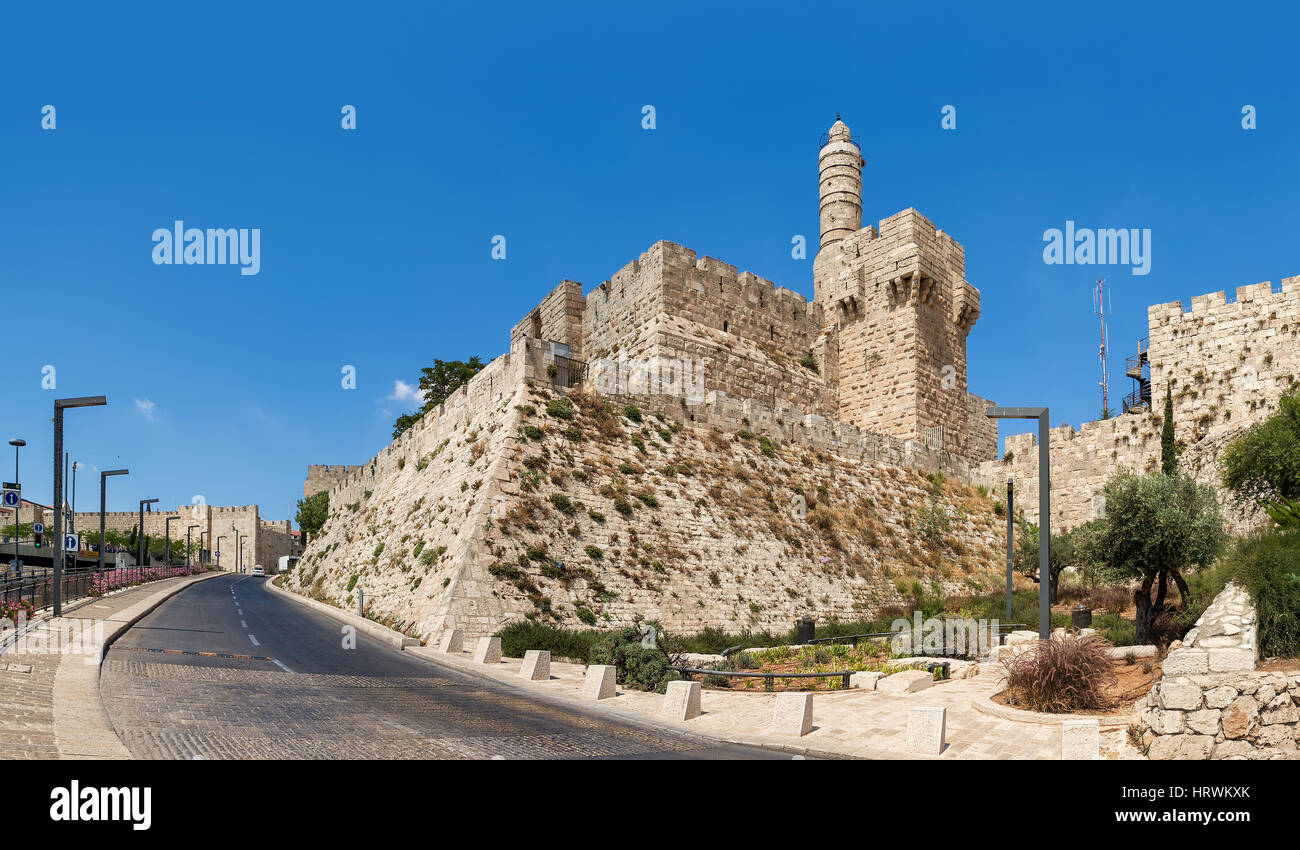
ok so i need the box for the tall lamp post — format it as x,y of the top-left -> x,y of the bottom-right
8,439 -> 25,578
985,406 -> 1052,640
1005,476 -> 1014,625
234,530 -> 245,573
98,469 -> 129,573
215,535 -> 225,570
53,396 -> 107,617
164,515 -> 180,568
186,525 -> 199,568
70,460 -> 77,533
198,529 -> 208,567
137,498 -> 158,577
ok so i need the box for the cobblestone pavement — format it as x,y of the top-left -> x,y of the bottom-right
100,575 -> 788,759
0,573 -> 215,760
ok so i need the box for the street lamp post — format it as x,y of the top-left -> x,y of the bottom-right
8,439 -> 24,578
199,530 -> 208,566
53,396 -> 107,617
1005,476 -> 1014,625
70,460 -> 77,533
137,498 -> 158,579
186,525 -> 199,568
985,406 -> 1052,640
215,535 -> 224,570
164,515 -> 179,568
98,469 -> 129,574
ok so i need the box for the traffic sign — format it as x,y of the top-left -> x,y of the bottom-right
1,489 -> 19,509
64,533 -> 79,552
33,522 -> 44,534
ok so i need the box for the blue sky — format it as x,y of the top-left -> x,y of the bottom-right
2,1 -> 1297,519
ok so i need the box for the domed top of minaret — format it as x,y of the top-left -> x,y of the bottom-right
827,115 -> 852,143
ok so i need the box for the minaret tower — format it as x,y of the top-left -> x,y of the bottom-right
817,115 -> 863,250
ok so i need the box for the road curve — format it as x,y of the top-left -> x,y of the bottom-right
100,574 -> 790,760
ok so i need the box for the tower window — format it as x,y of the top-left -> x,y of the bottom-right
770,325 -> 774,340
723,321 -> 729,333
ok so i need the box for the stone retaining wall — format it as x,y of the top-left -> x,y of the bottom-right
1133,583 -> 1299,759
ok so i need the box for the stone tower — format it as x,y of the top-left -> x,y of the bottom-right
813,117 -> 982,455
818,116 -> 863,249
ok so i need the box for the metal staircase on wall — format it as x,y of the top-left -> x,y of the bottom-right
1122,337 -> 1151,414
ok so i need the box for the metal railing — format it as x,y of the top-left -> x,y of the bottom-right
552,355 -> 586,390
806,622 -> 1029,651
672,666 -> 854,692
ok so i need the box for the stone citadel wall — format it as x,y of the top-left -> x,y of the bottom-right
975,277 -> 1300,533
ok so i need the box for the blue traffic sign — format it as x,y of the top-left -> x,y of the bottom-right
1,490 -> 18,508
32,522 -> 44,534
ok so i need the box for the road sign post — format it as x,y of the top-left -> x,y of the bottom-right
3,483 -> 18,577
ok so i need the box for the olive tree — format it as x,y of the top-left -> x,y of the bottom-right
1088,471 -> 1226,644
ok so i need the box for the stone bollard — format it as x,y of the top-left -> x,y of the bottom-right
519,649 -> 551,681
1061,719 -> 1100,760
473,636 -> 502,664
438,628 -> 463,654
661,680 -> 702,720
771,692 -> 813,736
583,665 -> 617,700
906,706 -> 947,755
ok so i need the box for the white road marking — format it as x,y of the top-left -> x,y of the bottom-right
248,634 -> 260,646
377,717 -> 420,735
237,609 -> 243,616
271,658 -> 293,674
240,620 -> 247,628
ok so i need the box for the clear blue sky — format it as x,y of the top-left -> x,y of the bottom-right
2,1 -> 1297,520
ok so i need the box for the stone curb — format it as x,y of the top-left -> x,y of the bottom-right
56,571 -> 223,759
265,578 -> 421,651
970,693 -> 1130,730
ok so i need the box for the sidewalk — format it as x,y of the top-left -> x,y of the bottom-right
409,645 -> 1144,760
0,571 -> 219,759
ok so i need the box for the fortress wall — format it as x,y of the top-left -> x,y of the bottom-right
305,465 -> 364,499
324,347 -> 525,512
582,244 -> 669,361
1147,277 -> 1300,444
654,242 -> 824,358
974,278 -> 1300,534
509,279 -> 586,360
965,392 -> 999,464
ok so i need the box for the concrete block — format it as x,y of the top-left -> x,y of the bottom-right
849,671 -> 884,690
1108,644 -> 1157,660
583,664 -> 616,700
438,628 -> 463,653
473,635 -> 502,664
770,692 -> 813,736
1208,647 -> 1256,673
519,649 -> 550,681
877,669 -> 934,694
1061,719 -> 1100,760
1162,648 -> 1209,676
906,706 -> 947,755
661,680 -> 701,720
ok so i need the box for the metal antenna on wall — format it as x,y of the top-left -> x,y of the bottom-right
1094,279 -> 1110,417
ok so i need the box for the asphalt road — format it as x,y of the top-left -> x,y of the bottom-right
100,574 -> 791,759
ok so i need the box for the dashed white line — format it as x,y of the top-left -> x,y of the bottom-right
248,634 -> 260,646
240,620 -> 247,628
271,658 -> 293,674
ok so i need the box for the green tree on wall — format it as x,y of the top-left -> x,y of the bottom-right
295,491 -> 329,544
1221,389 -> 1300,525
391,357 -> 486,438
1161,384 -> 1177,475
1083,471 -> 1226,644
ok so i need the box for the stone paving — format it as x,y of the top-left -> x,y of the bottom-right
410,646 -> 1144,760
0,573 -> 218,759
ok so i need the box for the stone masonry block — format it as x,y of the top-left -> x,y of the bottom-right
877,669 -> 934,694
1061,719 -> 1100,760
438,628 -> 463,653
1162,648 -> 1209,677
661,680 -> 702,721
473,636 -> 502,664
849,671 -> 884,690
583,664 -> 616,700
1208,647 -> 1256,674
519,649 -> 551,681
771,692 -> 814,736
906,706 -> 947,755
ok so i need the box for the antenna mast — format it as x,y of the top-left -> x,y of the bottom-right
1094,278 -> 1110,417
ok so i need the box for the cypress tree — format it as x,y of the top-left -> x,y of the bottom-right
1161,384 -> 1177,475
